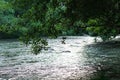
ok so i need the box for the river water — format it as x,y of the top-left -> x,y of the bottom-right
0,36 -> 120,80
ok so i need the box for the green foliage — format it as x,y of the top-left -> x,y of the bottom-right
79,0 -> 120,41
0,0 -> 20,39
65,0 -> 120,40
11,0 -> 69,53
31,38 -> 48,55
1,0 -> 120,54
86,18 -> 119,41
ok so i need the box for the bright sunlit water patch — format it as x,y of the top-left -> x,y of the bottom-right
0,36 -> 120,80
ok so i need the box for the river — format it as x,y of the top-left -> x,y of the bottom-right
0,36 -> 120,80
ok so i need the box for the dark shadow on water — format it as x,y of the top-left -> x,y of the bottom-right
83,41 -> 120,80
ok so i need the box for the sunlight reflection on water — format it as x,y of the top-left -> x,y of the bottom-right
0,36 -> 120,80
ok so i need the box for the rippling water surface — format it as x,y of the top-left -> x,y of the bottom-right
0,36 -> 120,80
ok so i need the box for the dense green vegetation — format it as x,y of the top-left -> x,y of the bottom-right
0,0 -> 120,53
0,0 -> 20,39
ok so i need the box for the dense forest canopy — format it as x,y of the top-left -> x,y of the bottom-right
0,0 -> 19,38
0,0 -> 120,53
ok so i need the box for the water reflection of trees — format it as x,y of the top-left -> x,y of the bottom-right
83,41 -> 120,80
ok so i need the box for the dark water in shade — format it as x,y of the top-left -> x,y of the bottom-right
0,36 -> 120,80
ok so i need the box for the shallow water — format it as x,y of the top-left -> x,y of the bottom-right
0,36 -> 120,80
